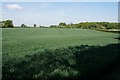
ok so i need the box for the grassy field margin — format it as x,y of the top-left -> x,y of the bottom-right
96,29 -> 120,33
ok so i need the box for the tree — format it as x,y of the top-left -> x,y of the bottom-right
2,20 -> 14,28
59,22 -> 66,26
21,24 -> 27,28
34,24 -> 36,27
50,25 -> 57,28
39,25 -> 45,28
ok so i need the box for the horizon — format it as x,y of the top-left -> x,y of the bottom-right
7,21 -> 119,27
2,2 -> 118,27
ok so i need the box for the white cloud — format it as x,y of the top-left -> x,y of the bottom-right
6,4 -> 23,10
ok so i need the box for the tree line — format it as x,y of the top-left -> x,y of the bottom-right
50,22 -> 120,29
0,20 -> 46,28
0,20 -> 119,29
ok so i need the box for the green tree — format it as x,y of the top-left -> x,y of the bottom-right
21,24 -> 27,28
2,20 -> 14,28
50,25 -> 57,28
59,22 -> 66,26
34,24 -> 36,27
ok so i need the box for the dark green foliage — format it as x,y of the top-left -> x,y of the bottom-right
50,25 -> 57,28
75,22 -> 119,29
2,43 -> 120,79
49,22 -> 119,29
21,24 -> 27,28
59,22 -> 66,26
2,20 -> 14,28
34,24 -> 37,27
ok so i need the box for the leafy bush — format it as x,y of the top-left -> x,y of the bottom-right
2,20 -> 14,28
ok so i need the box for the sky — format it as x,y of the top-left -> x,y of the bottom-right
1,0 -> 120,2
2,2 -> 118,27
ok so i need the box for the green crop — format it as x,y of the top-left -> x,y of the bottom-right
2,28 -> 119,79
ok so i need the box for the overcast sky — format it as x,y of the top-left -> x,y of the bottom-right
2,2 -> 118,27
